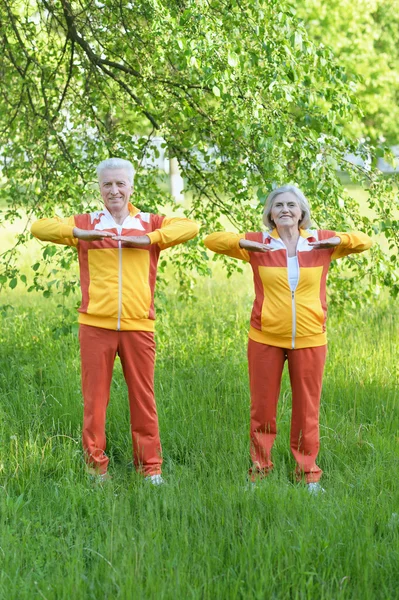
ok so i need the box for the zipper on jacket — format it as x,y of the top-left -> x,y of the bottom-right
285,246 -> 299,350
117,225 -> 122,331
291,290 -> 296,349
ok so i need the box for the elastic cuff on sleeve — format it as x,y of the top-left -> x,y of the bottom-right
337,233 -> 350,246
60,225 -> 76,238
147,230 -> 162,244
230,235 -> 245,249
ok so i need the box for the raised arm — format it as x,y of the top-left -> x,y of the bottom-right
146,217 -> 199,250
31,216 -> 79,246
31,216 -> 115,245
331,232 -> 373,260
203,232 -> 251,262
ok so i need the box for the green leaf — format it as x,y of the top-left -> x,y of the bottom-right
0,0 -> 396,304
294,32 -> 303,49
227,53 -> 238,67
212,86 -> 221,97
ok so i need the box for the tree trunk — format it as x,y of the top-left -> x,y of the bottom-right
169,157 -> 184,202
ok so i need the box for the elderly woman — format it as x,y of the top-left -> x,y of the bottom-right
204,185 -> 372,493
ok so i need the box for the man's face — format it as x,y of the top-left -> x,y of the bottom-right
99,168 -> 133,214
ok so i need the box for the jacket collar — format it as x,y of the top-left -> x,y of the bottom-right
269,227 -> 311,239
101,202 -> 140,220
128,202 -> 140,217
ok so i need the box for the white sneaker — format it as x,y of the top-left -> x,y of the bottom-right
244,481 -> 257,491
145,474 -> 165,486
89,473 -> 112,484
307,482 -> 325,495
87,467 -> 111,483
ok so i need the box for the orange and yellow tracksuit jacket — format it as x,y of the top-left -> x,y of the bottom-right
31,203 -> 199,331
204,228 -> 372,349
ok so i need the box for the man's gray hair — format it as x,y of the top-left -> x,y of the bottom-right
96,158 -> 135,185
263,185 -> 312,230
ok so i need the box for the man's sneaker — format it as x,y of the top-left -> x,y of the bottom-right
307,482 -> 325,495
144,474 -> 165,486
90,472 -> 112,483
86,466 -> 111,483
245,481 -> 257,491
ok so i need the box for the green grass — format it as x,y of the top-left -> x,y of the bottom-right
0,274 -> 398,600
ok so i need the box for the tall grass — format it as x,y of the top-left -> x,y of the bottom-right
0,275 -> 398,599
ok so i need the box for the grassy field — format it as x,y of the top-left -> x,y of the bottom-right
0,271 -> 398,600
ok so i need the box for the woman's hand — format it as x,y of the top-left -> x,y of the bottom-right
308,236 -> 341,249
73,227 -> 115,241
239,239 -> 272,253
112,235 -> 151,247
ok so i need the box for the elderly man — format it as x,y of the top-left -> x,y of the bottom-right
31,158 -> 199,483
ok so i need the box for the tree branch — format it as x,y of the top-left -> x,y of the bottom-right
52,40 -> 75,122
55,0 -> 160,129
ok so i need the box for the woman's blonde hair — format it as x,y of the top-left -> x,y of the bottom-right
263,185 -> 312,230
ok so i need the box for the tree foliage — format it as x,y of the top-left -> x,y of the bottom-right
0,0 -> 398,303
297,0 -> 399,144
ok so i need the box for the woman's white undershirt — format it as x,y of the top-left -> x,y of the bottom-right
288,256 -> 299,291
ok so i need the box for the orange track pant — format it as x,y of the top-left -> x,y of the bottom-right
248,340 -> 327,483
79,324 -> 162,476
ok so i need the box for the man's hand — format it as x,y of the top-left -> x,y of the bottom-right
308,236 -> 341,250
239,239 -> 273,253
112,235 -> 151,247
73,227 -> 115,241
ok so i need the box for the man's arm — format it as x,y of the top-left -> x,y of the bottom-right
146,217 -> 199,250
31,216 -> 115,245
31,216 -> 79,246
112,216 -> 199,249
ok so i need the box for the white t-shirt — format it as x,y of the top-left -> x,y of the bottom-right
288,256 -> 299,291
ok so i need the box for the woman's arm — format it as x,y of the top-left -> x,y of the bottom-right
203,232 -> 251,262
330,232 -> 373,260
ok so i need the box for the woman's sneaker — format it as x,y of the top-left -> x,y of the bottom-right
307,482 -> 325,495
145,474 -> 165,486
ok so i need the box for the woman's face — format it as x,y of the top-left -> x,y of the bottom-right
270,192 -> 302,229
